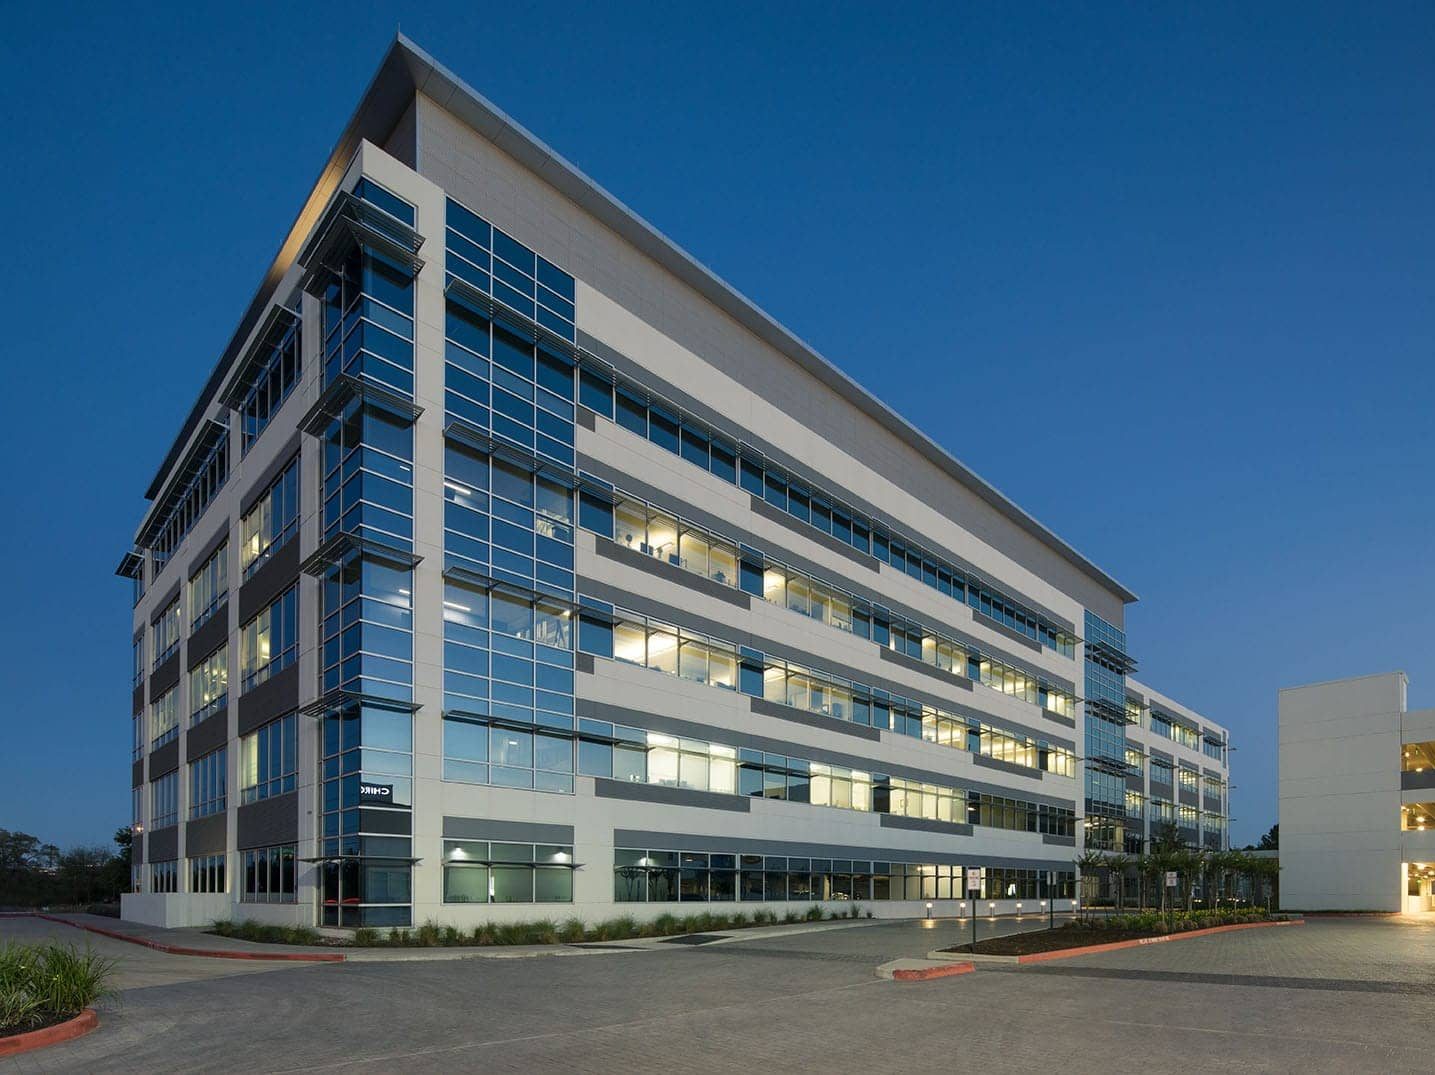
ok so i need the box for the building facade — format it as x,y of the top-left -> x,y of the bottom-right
1279,672 -> 1435,912
117,37 -> 1229,929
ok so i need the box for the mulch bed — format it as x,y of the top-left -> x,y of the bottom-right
942,926 -> 1170,956
1,1012 -> 74,1041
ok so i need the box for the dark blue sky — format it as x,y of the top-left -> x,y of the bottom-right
3,3 -> 1431,849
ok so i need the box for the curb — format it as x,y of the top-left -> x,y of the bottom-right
891,961 -> 976,981
33,915 -> 346,963
1015,918 -> 1304,964
0,1009 -> 98,1058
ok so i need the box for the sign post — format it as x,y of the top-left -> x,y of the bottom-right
966,867 -> 982,950
1165,870 -> 1178,931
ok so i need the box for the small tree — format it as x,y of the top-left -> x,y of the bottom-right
1076,849 -> 1105,923
1105,853 -> 1133,912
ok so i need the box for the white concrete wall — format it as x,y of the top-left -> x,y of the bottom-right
1278,672 -> 1406,911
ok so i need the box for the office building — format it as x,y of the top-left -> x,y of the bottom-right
1279,672 -> 1435,912
117,37 -> 1229,928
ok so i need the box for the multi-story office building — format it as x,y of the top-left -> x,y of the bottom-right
1279,672 -> 1435,912
117,37 -> 1229,929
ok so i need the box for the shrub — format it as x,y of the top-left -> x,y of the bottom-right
559,918 -> 587,943
0,942 -> 114,1033
804,904 -> 825,922
353,928 -> 379,946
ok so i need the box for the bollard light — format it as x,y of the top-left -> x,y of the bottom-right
925,901 -> 933,920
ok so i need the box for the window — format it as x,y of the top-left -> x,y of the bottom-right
240,845 -> 297,902
189,542 -> 228,630
190,646 -> 227,725
150,687 -> 178,749
240,313 -> 301,453
240,585 -> 297,691
189,747 -> 227,819
149,434 -> 229,569
132,635 -> 144,688
132,715 -> 143,762
240,458 -> 299,579
1179,768 -> 1199,791
151,772 -> 179,829
150,860 -> 179,894
441,840 -> 574,903
153,600 -> 181,668
189,854 -> 226,894
240,714 -> 297,804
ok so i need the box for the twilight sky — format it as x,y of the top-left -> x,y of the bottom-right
2,2 -> 1431,849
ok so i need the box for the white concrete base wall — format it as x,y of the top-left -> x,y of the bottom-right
120,892 -> 231,929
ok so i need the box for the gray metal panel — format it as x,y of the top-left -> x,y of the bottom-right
442,817 -> 576,844
972,752 -> 1042,781
186,708 -> 229,762
1401,769 -> 1435,792
1042,710 -> 1077,729
1178,787 -> 1199,807
149,738 -> 180,779
594,778 -> 751,813
185,814 -> 227,857
1125,772 -> 1145,792
147,825 -> 178,863
237,539 -> 301,624
576,407 -> 596,431
186,611 -> 229,671
878,814 -> 974,838
748,696 -> 882,743
1041,834 -> 1076,847
593,539 -> 751,609
237,792 -> 299,849
149,652 -> 182,698
1148,747 -> 1174,764
132,758 -> 145,788
132,683 -> 146,716
186,523 -> 231,578
611,828 -> 1070,871
878,645 -> 975,693
575,653 -> 595,675
237,663 -> 300,737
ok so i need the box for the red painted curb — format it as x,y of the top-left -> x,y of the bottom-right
1016,919 -> 1302,964
892,961 -> 976,981
0,1009 -> 98,1058
33,915 -> 345,963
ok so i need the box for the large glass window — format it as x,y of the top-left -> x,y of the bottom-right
240,313 -> 301,453
189,854 -> 226,894
240,713 -> 297,804
153,600 -> 181,669
441,840 -> 574,903
240,459 -> 299,579
189,542 -> 228,631
150,771 -> 179,829
150,687 -> 178,749
241,845 -> 297,903
189,645 -> 228,725
189,747 -> 227,819
240,586 -> 298,691
150,860 -> 179,894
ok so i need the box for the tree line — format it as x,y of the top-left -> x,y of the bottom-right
0,827 -> 131,909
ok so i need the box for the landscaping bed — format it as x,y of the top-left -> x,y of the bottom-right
943,911 -> 1287,957
0,941 -> 113,1045
210,904 -> 872,948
